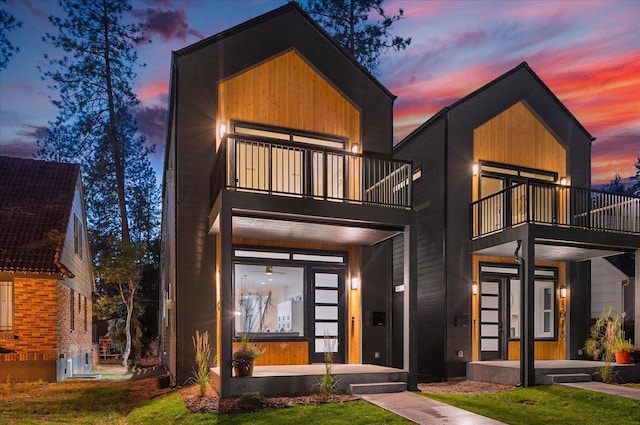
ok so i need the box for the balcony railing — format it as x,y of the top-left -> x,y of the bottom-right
211,135 -> 412,209
471,181 -> 640,239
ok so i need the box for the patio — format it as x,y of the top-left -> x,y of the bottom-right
468,360 -> 640,386
211,363 -> 408,397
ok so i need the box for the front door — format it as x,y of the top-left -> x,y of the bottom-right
479,279 -> 508,360
310,268 -> 345,363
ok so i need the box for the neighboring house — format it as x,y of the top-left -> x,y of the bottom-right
160,3 -> 640,396
0,156 -> 94,382
592,254 -> 635,338
394,62 -> 640,385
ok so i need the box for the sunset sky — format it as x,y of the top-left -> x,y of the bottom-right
1,0 -> 638,186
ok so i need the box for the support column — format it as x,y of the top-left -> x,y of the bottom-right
219,201 -> 233,398
635,249 -> 640,346
519,237 -> 536,387
404,223 -> 417,390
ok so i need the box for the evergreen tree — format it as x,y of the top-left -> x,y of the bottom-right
37,0 -> 158,367
631,157 -> 640,196
303,0 -> 411,74
0,0 -> 22,71
602,173 -> 626,194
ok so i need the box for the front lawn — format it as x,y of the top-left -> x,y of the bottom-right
424,385 -> 640,425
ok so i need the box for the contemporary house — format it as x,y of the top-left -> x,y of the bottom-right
0,156 -> 94,382
160,3 -> 640,397
394,62 -> 640,385
160,3 -> 416,397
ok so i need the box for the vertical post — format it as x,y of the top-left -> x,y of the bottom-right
219,199 -> 233,398
635,249 -> 640,346
519,237 -> 536,387
404,223 -> 418,390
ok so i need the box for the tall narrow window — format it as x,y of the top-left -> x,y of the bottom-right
535,281 -> 555,338
70,288 -> 75,331
73,214 -> 83,258
0,281 -> 13,331
84,297 -> 88,332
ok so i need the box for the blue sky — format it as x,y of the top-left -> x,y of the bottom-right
1,0 -> 638,185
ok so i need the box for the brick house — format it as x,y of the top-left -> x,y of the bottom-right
0,156 -> 94,382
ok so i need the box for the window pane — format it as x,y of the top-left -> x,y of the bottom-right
481,296 -> 498,309
481,339 -> 499,351
315,289 -> 337,304
235,264 -> 304,336
315,306 -> 338,320
315,337 -> 338,353
0,281 -> 13,330
315,273 -> 338,288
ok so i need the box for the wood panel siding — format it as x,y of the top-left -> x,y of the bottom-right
219,51 -> 360,146
233,341 -> 308,365
473,101 -> 566,200
232,237 -> 361,364
471,255 -> 566,361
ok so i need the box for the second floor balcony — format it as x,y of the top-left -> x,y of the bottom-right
211,135 -> 413,210
471,181 -> 640,239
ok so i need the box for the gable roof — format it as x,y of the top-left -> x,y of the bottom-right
175,1 -> 394,100
396,62 -> 594,148
0,156 -> 80,275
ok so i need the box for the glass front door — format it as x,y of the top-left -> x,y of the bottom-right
310,268 -> 345,363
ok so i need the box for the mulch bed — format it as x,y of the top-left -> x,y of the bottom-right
180,385 -> 359,414
179,379 -> 514,414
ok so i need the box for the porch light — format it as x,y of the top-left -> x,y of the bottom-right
218,122 -> 227,138
559,176 -> 568,186
265,266 -> 273,275
560,286 -> 567,298
472,282 -> 478,295
351,143 -> 360,153
351,277 -> 359,290
472,163 -> 479,176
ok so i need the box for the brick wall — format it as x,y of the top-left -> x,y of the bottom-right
0,278 -> 58,359
57,282 -> 93,359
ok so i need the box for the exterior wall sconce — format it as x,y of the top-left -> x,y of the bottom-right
218,122 -> 227,139
559,176 -> 568,186
560,286 -> 567,298
472,282 -> 478,295
351,143 -> 360,154
351,277 -> 359,290
472,163 -> 479,176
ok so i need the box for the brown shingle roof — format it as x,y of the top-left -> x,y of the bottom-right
0,156 -> 80,274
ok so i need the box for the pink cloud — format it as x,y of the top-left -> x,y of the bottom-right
135,8 -> 204,42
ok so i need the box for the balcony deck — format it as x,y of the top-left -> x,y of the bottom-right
211,135 -> 413,211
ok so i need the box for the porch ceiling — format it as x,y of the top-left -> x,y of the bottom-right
211,214 -> 401,246
473,240 -> 625,262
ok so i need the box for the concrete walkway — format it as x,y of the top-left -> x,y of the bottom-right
559,381 -> 640,400
360,391 -> 506,425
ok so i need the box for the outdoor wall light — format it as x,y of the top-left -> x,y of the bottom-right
218,122 -> 227,138
559,176 -> 568,186
351,143 -> 360,154
472,282 -> 478,295
351,277 -> 359,290
472,163 -> 479,176
560,286 -> 567,298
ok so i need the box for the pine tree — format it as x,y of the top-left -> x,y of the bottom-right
303,0 -> 411,74
0,0 -> 22,71
603,173 -> 626,194
631,157 -> 640,196
37,0 -> 158,367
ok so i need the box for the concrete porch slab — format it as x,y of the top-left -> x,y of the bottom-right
468,360 -> 640,385
211,364 -> 407,397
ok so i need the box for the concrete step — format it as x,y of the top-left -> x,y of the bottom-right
350,381 -> 407,394
546,373 -> 591,384
68,373 -> 101,380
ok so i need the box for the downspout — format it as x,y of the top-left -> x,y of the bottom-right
513,240 -> 523,386
443,107 -> 449,380
621,277 -> 630,328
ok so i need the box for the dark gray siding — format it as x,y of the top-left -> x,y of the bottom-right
361,241 -> 393,365
568,261 -> 591,359
395,116 -> 447,381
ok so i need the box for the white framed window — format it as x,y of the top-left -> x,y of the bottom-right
0,281 -> 13,331
535,281 -> 555,338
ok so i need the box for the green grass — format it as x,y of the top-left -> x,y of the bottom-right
128,393 -> 411,424
0,380 -> 410,425
424,385 -> 640,425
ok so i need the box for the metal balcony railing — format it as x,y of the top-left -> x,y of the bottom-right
211,135 -> 412,209
471,181 -> 640,238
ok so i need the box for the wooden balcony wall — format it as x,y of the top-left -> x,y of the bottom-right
217,50 -> 360,150
472,101 -> 566,203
